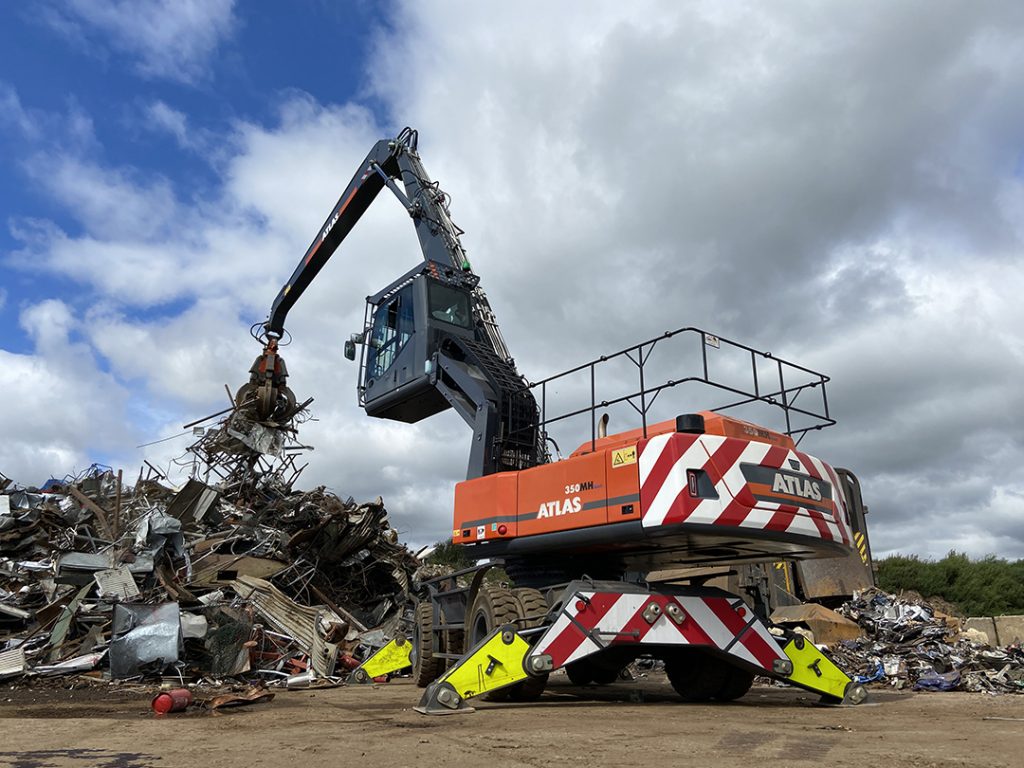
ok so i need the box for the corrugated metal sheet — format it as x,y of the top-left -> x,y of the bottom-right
232,575 -> 340,677
94,567 -> 141,600
190,555 -> 288,586
0,647 -> 26,679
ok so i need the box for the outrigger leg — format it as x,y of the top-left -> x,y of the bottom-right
415,624 -> 537,714
348,636 -> 413,684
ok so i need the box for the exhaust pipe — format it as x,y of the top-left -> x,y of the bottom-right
598,413 -> 610,439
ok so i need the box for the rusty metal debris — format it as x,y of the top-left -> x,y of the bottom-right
201,685 -> 275,711
830,589 -> 1024,694
0,405 -> 419,691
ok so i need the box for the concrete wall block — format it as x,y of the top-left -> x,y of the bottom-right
963,617 -> 996,645
994,615 -> 1024,646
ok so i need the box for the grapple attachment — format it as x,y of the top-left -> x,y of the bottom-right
236,337 -> 298,423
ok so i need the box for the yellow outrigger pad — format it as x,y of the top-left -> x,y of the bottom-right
780,636 -> 866,703
348,637 -> 412,683
415,624 -> 535,714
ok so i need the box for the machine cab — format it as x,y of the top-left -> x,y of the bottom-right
352,262 -> 479,423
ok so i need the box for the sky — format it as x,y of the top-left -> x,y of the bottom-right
1,1 -> 1023,559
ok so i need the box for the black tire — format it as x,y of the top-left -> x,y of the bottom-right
466,584 -> 522,649
714,666 -> 754,701
564,656 -> 620,686
590,664 -> 620,686
273,385 -> 297,421
412,602 -> 443,687
665,655 -> 729,702
234,382 -> 257,409
565,660 -> 594,686
257,382 -> 275,420
444,622 -> 464,665
507,588 -> 549,702
466,585 -> 522,701
512,586 -> 549,625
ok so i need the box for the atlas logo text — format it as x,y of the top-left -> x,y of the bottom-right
537,496 -> 582,518
772,473 -> 822,501
321,210 -> 341,242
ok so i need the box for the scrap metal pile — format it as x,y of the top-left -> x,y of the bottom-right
832,589 -> 1024,694
0,407 -> 419,687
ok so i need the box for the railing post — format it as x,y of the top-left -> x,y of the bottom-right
590,363 -> 596,451
701,334 -> 709,381
639,343 -> 648,438
777,360 -> 791,435
751,350 -> 759,397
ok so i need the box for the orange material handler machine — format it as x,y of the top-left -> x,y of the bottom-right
245,127 -> 870,713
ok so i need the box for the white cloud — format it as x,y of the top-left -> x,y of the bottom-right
0,81 -> 97,153
143,101 -> 190,147
0,83 -> 40,139
25,154 -> 179,241
138,100 -> 227,160
39,0 -> 236,85
0,300 -> 133,485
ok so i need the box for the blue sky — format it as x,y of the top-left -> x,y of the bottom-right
0,1 -> 381,354
2,1 -> 1024,557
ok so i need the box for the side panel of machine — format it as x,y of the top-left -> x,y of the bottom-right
452,431 -> 857,558
452,473 -> 519,543
516,452 -> 608,537
453,450 -> 634,542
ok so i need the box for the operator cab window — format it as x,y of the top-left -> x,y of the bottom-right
367,283 -> 414,379
429,282 -> 472,329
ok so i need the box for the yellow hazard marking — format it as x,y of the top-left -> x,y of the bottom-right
358,637 -> 412,679
853,532 -> 869,563
611,446 -> 637,468
284,284 -> 291,295
436,626 -> 532,700
774,561 -> 792,593
852,532 -> 869,564
781,638 -> 852,701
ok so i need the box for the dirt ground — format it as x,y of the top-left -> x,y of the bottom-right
0,675 -> 1022,768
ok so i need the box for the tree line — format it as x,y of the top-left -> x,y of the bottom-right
876,551 -> 1024,617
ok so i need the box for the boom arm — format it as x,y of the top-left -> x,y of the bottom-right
241,128 -> 543,477
264,128 -> 511,362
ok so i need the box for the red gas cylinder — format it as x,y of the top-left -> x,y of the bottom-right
152,688 -> 193,715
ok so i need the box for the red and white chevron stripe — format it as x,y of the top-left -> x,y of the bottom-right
637,433 -> 852,545
529,590 -> 786,672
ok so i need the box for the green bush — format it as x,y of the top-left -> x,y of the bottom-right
424,539 -> 471,569
876,551 -> 1024,616
424,539 -> 508,584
